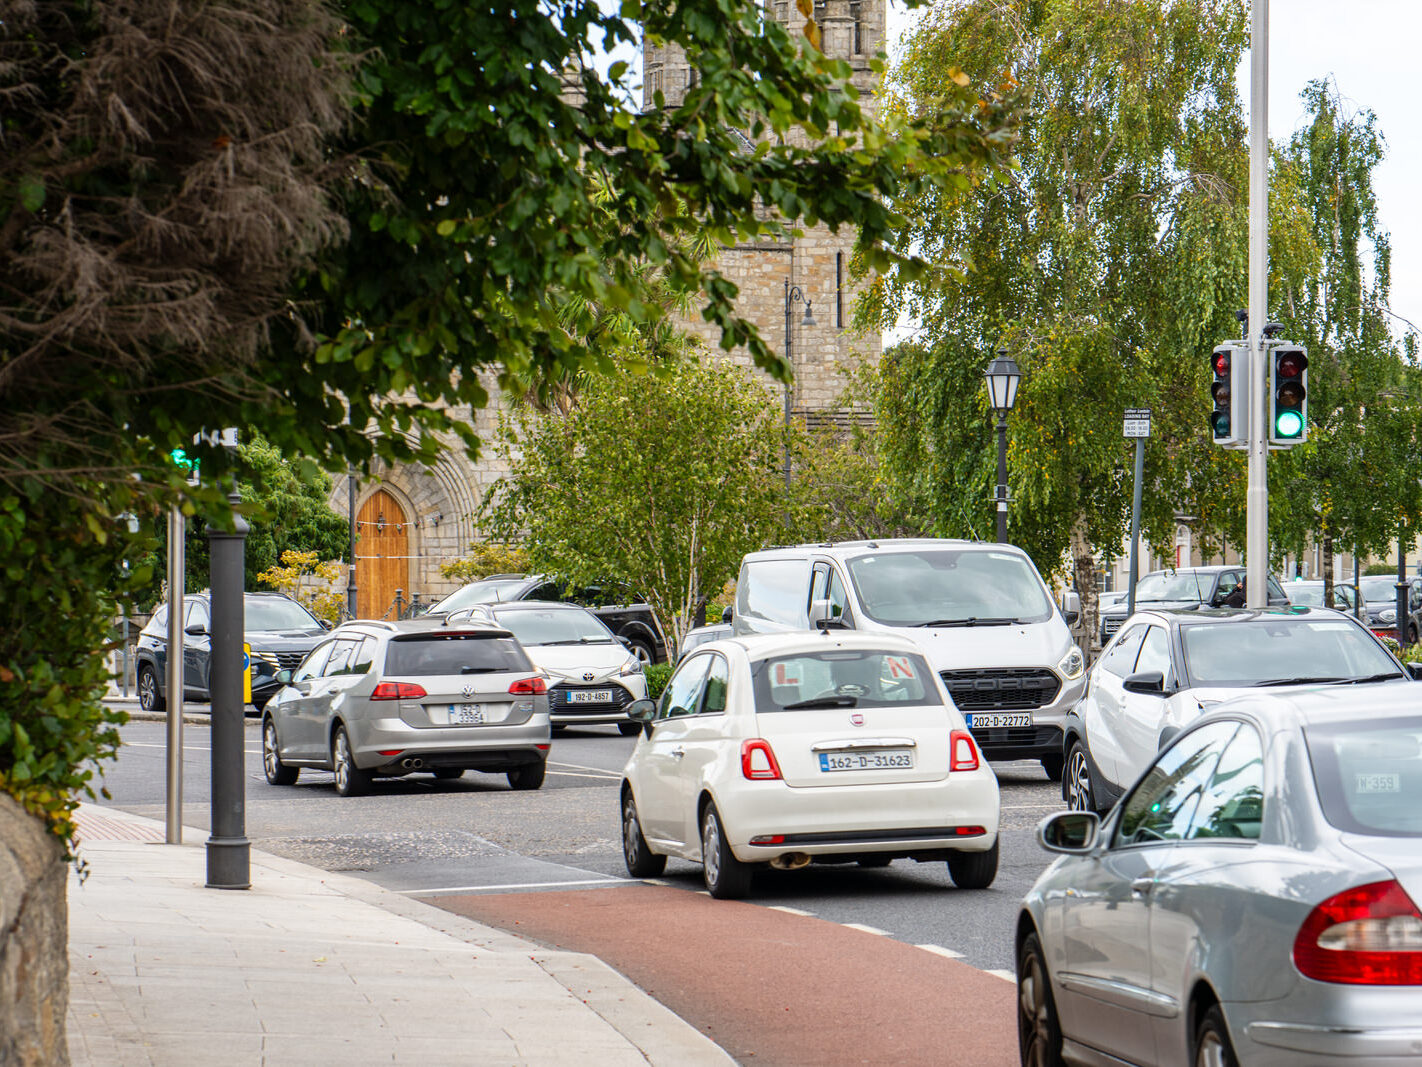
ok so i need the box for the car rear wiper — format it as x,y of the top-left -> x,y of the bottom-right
1330,672 -> 1406,685
459,666 -> 500,674
781,696 -> 859,710
915,617 -> 1018,627
1251,676 -> 1345,687
540,637 -> 615,645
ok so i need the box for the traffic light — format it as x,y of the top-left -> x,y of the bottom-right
1209,344 -> 1247,448
1269,345 -> 1308,446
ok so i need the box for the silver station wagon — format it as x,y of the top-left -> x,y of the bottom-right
261,618 -> 551,795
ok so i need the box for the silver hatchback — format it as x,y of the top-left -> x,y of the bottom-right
1019,685 -> 1422,1066
261,618 -> 551,795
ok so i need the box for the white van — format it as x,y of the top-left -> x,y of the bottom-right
731,539 -> 1085,779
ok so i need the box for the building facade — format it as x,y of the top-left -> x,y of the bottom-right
336,1 -> 887,618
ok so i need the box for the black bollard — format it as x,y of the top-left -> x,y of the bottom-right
207,489 -> 251,889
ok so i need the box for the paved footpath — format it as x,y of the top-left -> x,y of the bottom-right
66,805 -> 732,1066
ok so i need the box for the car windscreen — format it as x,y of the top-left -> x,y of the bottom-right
1359,576 -> 1400,602
1288,586 -> 1325,607
384,633 -> 531,676
493,608 -> 615,646
1135,571 -> 1210,602
430,580 -> 530,613
845,549 -> 1053,627
1179,618 -> 1401,687
751,649 -> 943,711
1306,717 -> 1422,837
245,598 -> 321,631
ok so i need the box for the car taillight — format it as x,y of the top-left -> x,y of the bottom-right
741,739 -> 782,781
950,730 -> 980,772
370,682 -> 427,701
509,676 -> 547,695
1293,879 -> 1422,985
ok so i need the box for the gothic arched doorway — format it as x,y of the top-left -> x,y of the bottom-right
357,489 -> 410,619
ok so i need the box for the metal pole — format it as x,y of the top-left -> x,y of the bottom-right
1245,0 -> 1270,609
1127,437 -> 1145,616
347,471 -> 359,620
165,506 -> 185,845
783,279 -> 793,489
120,598 -> 130,697
1397,528 -> 1409,646
207,488 -> 251,889
995,415 -> 1009,542
1354,551 -> 1362,621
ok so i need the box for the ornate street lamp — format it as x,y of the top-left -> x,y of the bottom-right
984,350 -> 1021,543
783,279 -> 816,487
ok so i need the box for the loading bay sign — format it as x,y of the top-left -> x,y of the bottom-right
1123,408 -> 1152,438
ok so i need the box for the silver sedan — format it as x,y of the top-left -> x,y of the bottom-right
1018,684 -> 1422,1066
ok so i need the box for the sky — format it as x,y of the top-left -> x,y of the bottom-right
886,0 -> 1422,342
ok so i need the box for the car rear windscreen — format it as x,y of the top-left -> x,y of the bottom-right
1306,716 -> 1422,837
385,634 -> 531,676
752,650 -> 942,711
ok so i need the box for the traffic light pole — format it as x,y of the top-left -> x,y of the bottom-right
1245,0 -> 1269,610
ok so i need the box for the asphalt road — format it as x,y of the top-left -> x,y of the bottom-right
96,716 -> 1065,975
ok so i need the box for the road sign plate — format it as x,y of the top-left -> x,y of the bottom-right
1123,408 -> 1152,438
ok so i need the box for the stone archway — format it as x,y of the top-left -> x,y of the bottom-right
357,489 -> 411,619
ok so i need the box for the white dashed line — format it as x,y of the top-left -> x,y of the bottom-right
986,969 -> 1016,983
842,923 -> 889,936
916,943 -> 965,959
767,905 -> 814,917
642,878 -> 669,886
403,878 -> 626,895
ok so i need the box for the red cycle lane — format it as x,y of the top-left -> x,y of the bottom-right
432,884 -> 1019,1066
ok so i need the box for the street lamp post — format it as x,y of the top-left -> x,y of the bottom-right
346,470 -> 358,620
783,279 -> 816,488
984,350 -> 1021,543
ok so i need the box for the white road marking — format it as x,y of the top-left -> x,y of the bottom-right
843,923 -> 889,936
550,760 -> 625,774
403,878 -> 627,895
643,878 -> 669,886
546,769 -> 622,781
916,943 -> 965,959
1001,803 -> 1063,810
986,969 -> 1016,983
767,905 -> 814,917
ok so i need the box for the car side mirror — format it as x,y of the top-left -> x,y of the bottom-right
625,699 -> 656,722
185,623 -> 207,636
809,597 -> 848,630
275,669 -> 293,686
1037,810 -> 1099,854
721,605 -> 733,625
1407,663 -> 1422,681
319,619 -> 332,631
1123,670 -> 1167,695
1061,590 -> 1080,626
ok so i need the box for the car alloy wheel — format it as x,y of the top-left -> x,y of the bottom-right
700,801 -> 751,899
137,665 -> 165,712
332,725 -> 371,797
262,718 -> 298,786
621,790 -> 666,878
1194,1006 -> 1239,1067
1064,742 -> 1095,813
1016,932 -> 1064,1067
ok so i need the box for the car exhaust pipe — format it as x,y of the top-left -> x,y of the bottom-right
400,757 -> 424,770
769,852 -> 812,871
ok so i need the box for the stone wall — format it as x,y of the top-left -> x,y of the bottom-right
0,794 -> 69,1066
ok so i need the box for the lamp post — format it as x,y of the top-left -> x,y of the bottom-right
783,279 -> 816,488
984,350 -> 1021,543
346,470 -> 358,620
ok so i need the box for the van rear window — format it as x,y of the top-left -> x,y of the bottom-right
385,634 -> 530,677
736,559 -> 809,627
752,650 -> 942,711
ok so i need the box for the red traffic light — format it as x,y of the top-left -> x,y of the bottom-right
1212,350 -> 1231,377
1277,351 -> 1306,378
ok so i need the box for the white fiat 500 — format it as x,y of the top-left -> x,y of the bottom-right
619,631 -> 1000,898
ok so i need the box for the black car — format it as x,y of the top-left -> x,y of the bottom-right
426,574 -> 668,663
135,592 -> 329,712
1098,565 -> 1291,645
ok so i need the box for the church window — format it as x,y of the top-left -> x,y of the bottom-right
849,0 -> 864,53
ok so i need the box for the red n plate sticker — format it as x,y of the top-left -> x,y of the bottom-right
886,656 -> 915,680
774,663 -> 801,685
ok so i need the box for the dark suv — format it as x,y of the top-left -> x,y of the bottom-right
1098,566 -> 1291,645
135,592 -> 329,712
427,574 -> 667,663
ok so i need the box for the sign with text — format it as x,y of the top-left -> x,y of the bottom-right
1123,408 -> 1152,438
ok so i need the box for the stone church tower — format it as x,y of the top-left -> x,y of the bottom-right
334,1 -> 887,618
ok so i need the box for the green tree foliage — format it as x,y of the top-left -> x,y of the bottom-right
866,0 -> 1310,635
0,0 -> 1018,847
440,543 -> 532,585
485,360 -> 787,655
1265,83 -> 1422,584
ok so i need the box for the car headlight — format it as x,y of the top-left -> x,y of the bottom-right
618,658 -> 643,677
1380,608 -> 1397,623
1057,645 -> 1086,681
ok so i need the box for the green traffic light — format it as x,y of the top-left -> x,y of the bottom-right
1275,410 -> 1304,438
